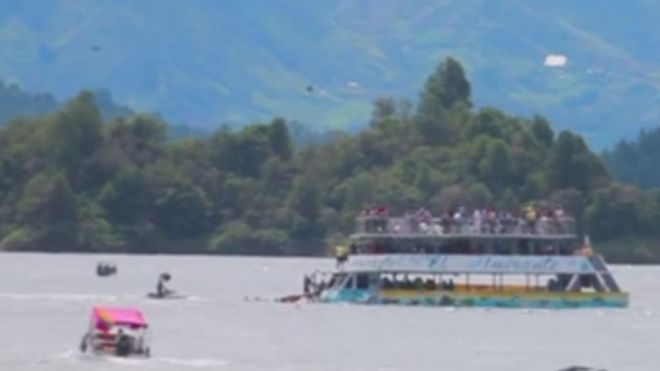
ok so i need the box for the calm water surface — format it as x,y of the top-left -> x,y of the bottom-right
0,253 -> 658,371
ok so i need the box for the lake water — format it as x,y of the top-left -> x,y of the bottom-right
0,253 -> 658,371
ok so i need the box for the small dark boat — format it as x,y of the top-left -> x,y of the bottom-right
96,262 -> 117,277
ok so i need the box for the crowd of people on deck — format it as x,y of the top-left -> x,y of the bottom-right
360,205 -> 575,236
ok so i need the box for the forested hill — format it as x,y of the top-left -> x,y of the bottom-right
2,1 -> 660,147
0,81 -> 57,122
603,127 -> 660,190
0,81 -> 131,123
0,58 -> 659,262
0,81 -> 218,141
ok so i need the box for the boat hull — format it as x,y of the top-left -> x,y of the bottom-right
320,289 -> 628,309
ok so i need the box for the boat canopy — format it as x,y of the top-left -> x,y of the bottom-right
92,307 -> 147,329
342,254 -> 605,275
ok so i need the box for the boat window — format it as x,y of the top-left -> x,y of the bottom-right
356,274 -> 370,289
494,241 -> 508,255
369,274 -> 380,288
341,274 -> 355,290
380,274 -> 394,289
558,241 -> 574,255
329,273 -> 347,289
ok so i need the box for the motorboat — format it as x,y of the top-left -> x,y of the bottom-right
96,262 -> 117,277
80,306 -> 151,357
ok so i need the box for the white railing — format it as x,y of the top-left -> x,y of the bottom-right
357,216 -> 576,236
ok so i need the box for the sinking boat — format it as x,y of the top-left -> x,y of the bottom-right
301,208 -> 628,309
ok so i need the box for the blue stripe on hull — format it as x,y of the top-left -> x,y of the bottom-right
320,290 -> 628,309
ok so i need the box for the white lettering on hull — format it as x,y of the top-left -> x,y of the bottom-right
345,254 -> 597,274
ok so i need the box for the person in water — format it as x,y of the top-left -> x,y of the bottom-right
156,273 -> 173,298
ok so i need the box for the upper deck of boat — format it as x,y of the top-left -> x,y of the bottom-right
343,208 -> 583,256
352,212 -> 576,241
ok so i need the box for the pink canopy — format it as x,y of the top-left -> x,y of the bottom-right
92,306 -> 147,329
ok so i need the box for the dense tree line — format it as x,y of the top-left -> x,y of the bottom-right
0,81 -> 133,128
0,58 -> 659,261
603,128 -> 660,190
0,81 -> 58,124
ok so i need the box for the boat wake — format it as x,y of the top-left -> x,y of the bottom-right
58,350 -> 227,368
0,292 -> 118,302
142,295 -> 207,304
158,357 -> 228,368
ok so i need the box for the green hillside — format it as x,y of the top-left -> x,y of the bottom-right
1,58 -> 659,262
1,1 -> 660,147
0,81 -> 132,123
0,80 -> 57,122
603,126 -> 660,189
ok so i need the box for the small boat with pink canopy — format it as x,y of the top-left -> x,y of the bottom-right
80,306 -> 151,357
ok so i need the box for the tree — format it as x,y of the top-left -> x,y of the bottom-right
414,58 -> 472,145
99,169 -> 154,226
76,200 -> 123,251
49,92 -> 103,170
0,80 -> 58,125
415,106 -> 454,145
603,127 -> 660,189
16,172 -> 79,250
288,175 -> 322,223
106,114 -> 166,167
18,172 -> 77,225
371,96 -> 397,123
331,172 -> 374,215
211,125 -> 272,177
547,131 -> 610,192
418,57 -> 472,115
153,179 -> 212,239
531,115 -> 554,147
478,139 -> 511,190
469,108 -> 505,139
210,222 -> 288,255
585,184 -> 649,239
268,117 -> 292,161
210,221 -> 252,254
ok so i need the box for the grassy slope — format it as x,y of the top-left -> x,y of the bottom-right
0,1 -> 659,146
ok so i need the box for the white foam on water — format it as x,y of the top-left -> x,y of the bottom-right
105,357 -> 149,367
59,350 -> 151,368
181,295 -> 208,302
57,350 -> 77,361
158,357 -> 228,368
0,292 -> 117,302
58,350 -> 105,364
58,349 -> 227,369
140,295 -> 209,306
